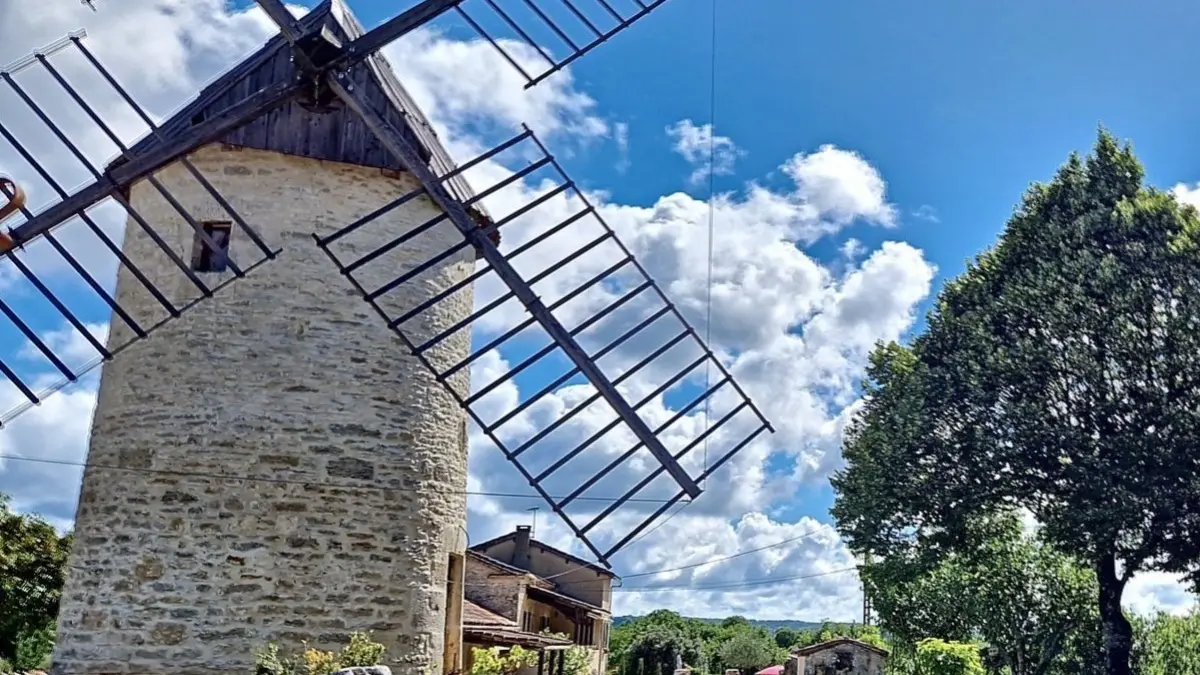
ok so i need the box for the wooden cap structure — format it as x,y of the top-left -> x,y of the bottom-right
0,176 -> 26,253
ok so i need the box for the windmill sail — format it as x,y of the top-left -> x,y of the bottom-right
0,0 -> 773,564
314,125 -> 773,565
0,34 -> 279,425
455,0 -> 674,87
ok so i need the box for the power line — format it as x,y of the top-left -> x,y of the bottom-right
701,0 -> 720,491
0,450 -> 678,504
614,567 -> 859,593
621,527 -> 830,580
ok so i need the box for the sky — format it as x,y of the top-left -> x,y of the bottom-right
1,0 -> 1199,623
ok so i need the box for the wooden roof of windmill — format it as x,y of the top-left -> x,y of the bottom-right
108,0 -> 494,232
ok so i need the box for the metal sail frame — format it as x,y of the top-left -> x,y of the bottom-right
0,0 -> 774,564
314,126 -> 772,565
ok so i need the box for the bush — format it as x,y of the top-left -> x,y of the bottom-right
341,631 -> 387,668
12,625 -> 54,672
252,632 -> 388,675
470,645 -> 539,675
302,647 -> 341,675
914,639 -> 984,675
254,643 -> 299,675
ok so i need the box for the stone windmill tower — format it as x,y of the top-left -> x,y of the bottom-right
0,1 -> 774,674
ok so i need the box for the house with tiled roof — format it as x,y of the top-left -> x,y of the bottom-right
462,526 -> 616,675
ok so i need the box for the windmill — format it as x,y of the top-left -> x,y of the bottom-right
0,0 -> 773,672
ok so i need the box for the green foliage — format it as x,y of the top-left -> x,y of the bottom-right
252,632 -> 387,675
832,129 -> 1200,675
254,643 -> 300,675
470,646 -> 539,675
772,628 -> 796,650
301,647 -> 341,675
913,639 -> 984,675
12,624 -> 54,672
1131,609 -> 1200,675
0,656 -> 13,674
715,632 -> 776,674
859,513 -> 1099,675
561,646 -> 592,675
340,631 -> 387,667
0,494 -> 72,662
625,623 -> 703,675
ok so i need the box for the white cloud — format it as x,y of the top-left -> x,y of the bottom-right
1172,182 -> 1200,211
912,204 -> 939,222
614,122 -> 631,174
667,119 -> 743,186
784,145 -> 897,227
0,0 -> 1190,624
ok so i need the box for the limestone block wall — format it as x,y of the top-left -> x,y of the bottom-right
51,144 -> 475,675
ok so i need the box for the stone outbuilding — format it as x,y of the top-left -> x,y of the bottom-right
790,638 -> 889,675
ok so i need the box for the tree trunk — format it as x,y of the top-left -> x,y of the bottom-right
1096,553 -> 1133,675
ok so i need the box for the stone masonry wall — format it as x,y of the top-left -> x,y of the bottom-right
462,559 -> 525,624
800,644 -> 886,675
52,145 -> 475,675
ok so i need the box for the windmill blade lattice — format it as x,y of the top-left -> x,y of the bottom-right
0,34 -> 278,425
314,127 -> 773,565
455,0 -> 672,88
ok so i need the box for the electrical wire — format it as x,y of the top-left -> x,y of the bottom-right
613,567 -> 859,593
700,0 -> 720,490
476,523 -> 829,588
0,450 -> 677,504
620,527 -> 829,580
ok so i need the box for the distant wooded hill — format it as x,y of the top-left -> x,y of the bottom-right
612,616 -> 853,633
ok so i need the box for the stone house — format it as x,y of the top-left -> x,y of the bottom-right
791,639 -> 889,675
461,599 -> 575,675
461,526 -> 615,675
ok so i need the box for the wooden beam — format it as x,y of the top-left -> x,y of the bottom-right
253,0 -> 302,43
337,0 -> 465,64
6,81 -> 296,246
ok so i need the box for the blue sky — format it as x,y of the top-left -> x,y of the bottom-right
377,0 -> 1200,301
1,0 -> 1198,618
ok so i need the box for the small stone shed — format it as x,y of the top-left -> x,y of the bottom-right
789,638 -> 889,675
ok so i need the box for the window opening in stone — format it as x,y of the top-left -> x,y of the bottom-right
192,220 -> 233,272
834,651 -> 853,670
522,611 -> 533,632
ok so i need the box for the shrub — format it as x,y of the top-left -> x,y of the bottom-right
340,632 -> 387,667
13,625 -> 54,672
470,645 -> 539,675
914,639 -> 984,675
254,643 -> 299,675
302,647 -> 341,675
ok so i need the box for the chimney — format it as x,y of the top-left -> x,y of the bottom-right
513,525 -> 532,570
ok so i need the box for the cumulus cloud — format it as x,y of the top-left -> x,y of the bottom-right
667,119 -> 743,186
0,0 -> 1190,622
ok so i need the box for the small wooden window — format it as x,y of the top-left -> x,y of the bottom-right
192,220 -> 232,272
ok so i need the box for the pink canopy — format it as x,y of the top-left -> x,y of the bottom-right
755,666 -> 785,675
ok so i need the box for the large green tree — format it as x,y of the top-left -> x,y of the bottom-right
0,494 -> 72,661
832,131 -> 1200,675
859,514 -> 1099,675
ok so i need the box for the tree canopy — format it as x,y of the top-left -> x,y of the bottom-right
0,493 -> 72,668
832,130 -> 1200,675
